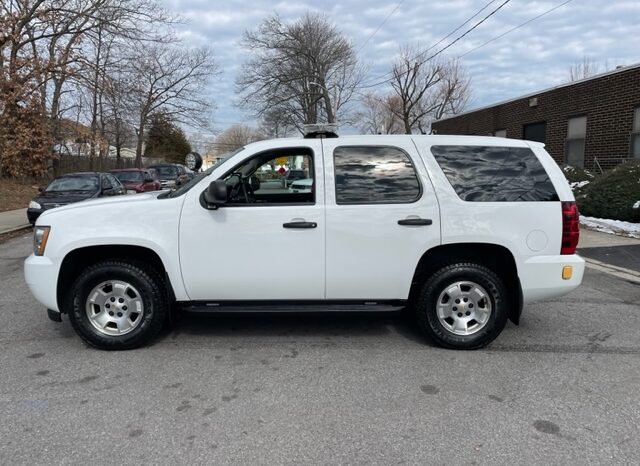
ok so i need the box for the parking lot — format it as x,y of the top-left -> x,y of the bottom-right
1,231 -> 639,465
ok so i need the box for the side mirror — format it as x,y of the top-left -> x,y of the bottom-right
202,180 -> 228,209
38,186 -> 44,192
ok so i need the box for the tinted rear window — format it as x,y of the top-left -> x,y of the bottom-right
430,145 -> 558,202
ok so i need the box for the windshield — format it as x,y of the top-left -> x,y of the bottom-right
112,171 -> 143,183
164,148 -> 243,198
151,166 -> 178,179
46,176 -> 99,192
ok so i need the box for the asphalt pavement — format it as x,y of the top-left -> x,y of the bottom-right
578,245 -> 640,273
1,232 -> 640,465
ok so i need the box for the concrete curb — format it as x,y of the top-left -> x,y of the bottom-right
0,224 -> 31,236
584,257 -> 640,284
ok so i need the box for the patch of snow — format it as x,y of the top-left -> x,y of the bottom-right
580,215 -> 640,239
570,180 -> 590,189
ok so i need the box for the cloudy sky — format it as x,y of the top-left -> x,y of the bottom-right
160,0 -> 639,135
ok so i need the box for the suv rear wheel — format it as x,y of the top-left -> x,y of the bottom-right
415,262 -> 508,350
67,260 -> 167,350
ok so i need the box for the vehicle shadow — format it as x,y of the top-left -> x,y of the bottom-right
158,310 -> 430,346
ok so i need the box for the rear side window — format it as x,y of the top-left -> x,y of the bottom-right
431,145 -> 558,202
334,146 -> 421,204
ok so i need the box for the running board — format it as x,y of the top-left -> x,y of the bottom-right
181,300 -> 407,313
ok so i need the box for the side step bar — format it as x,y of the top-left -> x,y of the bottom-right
181,301 -> 407,313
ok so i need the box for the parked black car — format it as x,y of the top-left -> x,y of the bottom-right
27,172 -> 125,225
147,163 -> 194,189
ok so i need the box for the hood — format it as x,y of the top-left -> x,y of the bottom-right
34,190 -> 98,206
39,191 -> 164,218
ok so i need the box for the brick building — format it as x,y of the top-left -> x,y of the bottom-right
431,63 -> 640,171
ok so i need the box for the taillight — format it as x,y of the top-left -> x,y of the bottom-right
561,201 -> 579,255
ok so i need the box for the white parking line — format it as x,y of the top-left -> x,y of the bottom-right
584,257 -> 640,284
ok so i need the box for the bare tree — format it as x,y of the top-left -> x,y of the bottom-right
389,46 -> 471,134
568,56 -> 611,81
237,13 -> 363,132
0,0 -> 178,175
101,69 -> 135,165
259,106 -> 296,138
127,44 -> 218,166
354,93 -> 403,135
212,124 -> 264,155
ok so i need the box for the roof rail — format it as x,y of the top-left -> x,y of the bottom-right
303,123 -> 338,139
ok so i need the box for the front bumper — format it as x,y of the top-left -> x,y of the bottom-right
24,254 -> 60,312
519,254 -> 585,303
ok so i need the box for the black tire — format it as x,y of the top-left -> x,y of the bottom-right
66,260 -> 168,350
415,262 -> 508,350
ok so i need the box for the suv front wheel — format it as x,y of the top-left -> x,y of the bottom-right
67,260 -> 168,350
415,262 -> 508,350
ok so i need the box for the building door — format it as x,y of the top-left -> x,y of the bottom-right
523,122 -> 546,143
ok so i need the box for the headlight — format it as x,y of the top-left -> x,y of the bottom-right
34,226 -> 51,256
29,201 -> 41,209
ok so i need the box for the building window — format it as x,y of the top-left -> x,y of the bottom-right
494,129 -> 507,138
523,122 -> 546,143
632,107 -> 640,159
566,116 -> 587,167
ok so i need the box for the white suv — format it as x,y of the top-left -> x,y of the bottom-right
24,134 -> 584,350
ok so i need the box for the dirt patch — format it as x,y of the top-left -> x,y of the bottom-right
0,178 -> 40,212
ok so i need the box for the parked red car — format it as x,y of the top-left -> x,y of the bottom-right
109,168 -> 161,194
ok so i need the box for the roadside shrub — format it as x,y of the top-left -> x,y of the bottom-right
577,161 -> 640,222
563,165 -> 596,201
562,165 -> 595,184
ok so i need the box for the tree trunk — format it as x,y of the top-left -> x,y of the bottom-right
135,117 -> 145,168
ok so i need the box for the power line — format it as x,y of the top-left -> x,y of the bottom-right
356,0 -> 407,54
361,0 -> 513,90
358,0 -> 504,89
458,0 -> 574,58
419,0 -> 500,56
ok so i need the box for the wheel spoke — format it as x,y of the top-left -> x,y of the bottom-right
117,317 -> 134,333
473,306 -> 490,324
92,310 -> 112,329
452,318 -> 467,333
446,284 -> 462,299
437,304 -> 452,319
88,288 -> 108,307
469,287 -> 486,303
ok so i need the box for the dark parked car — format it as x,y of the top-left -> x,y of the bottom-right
147,163 -> 193,189
282,169 -> 306,187
27,172 -> 125,225
110,168 -> 161,194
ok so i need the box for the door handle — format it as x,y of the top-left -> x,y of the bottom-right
283,221 -> 317,229
397,218 -> 432,226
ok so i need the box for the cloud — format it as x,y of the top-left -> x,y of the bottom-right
159,0 -> 639,134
